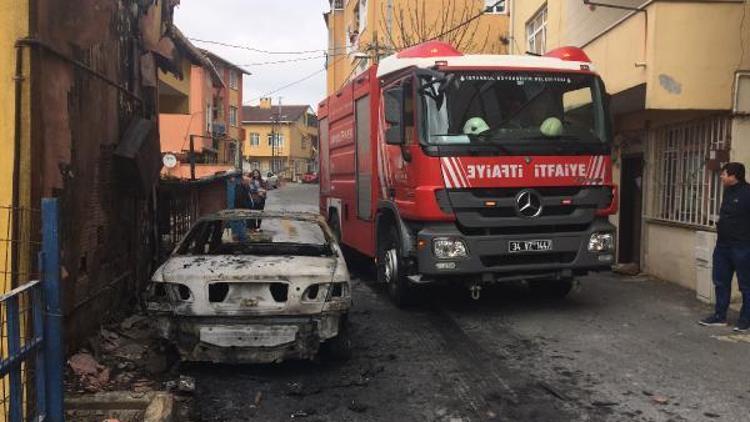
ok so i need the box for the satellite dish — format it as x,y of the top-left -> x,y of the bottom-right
162,154 -> 178,169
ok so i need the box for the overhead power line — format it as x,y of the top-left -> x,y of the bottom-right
239,51 -> 352,67
246,68 -> 326,103
240,55 -> 325,67
245,56 -> 348,104
189,37 -> 348,55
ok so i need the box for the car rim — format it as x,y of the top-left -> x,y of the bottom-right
383,248 -> 398,284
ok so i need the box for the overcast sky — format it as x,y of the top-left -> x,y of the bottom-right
175,0 -> 331,108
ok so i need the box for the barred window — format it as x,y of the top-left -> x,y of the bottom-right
650,116 -> 731,227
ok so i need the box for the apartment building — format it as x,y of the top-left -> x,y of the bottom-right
509,0 -> 750,301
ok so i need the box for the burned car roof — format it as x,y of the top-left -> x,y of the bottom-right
202,209 -> 325,223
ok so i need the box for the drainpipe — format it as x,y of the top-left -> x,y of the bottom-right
508,0 -> 515,54
11,43 -> 25,288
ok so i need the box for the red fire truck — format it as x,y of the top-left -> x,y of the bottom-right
318,41 -> 617,306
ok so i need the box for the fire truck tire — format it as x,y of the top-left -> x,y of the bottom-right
378,226 -> 416,307
528,278 -> 574,299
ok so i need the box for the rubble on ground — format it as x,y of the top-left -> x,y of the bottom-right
64,312 -> 194,421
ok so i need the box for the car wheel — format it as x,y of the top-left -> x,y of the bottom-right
377,226 -> 416,308
528,278 -> 574,299
321,316 -> 352,361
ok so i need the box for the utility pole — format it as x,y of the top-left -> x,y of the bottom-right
277,96 -> 282,176
270,96 -> 282,175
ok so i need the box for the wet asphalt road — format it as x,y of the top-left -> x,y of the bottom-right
186,184 -> 750,422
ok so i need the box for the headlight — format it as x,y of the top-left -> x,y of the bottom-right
433,238 -> 468,259
588,233 -> 614,252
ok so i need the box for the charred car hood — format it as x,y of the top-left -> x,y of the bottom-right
158,255 -> 338,283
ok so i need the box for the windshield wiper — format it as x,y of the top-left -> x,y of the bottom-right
469,135 -> 512,155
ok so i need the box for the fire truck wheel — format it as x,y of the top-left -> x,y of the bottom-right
378,226 -> 416,308
528,278 -> 574,299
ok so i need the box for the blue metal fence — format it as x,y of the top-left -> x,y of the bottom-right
0,198 -> 63,421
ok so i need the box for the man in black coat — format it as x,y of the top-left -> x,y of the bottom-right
699,162 -> 750,331
231,174 -> 252,241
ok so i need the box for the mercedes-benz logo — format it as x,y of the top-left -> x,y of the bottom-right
515,189 -> 543,218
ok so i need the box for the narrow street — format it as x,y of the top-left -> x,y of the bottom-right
185,184 -> 750,422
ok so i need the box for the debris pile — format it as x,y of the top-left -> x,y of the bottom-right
65,313 -> 195,421
66,314 -> 173,393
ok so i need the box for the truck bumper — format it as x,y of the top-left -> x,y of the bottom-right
414,219 -> 615,283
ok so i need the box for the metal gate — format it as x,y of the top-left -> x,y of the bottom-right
0,199 -> 64,421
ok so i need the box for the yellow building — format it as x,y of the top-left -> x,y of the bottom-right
509,0 -> 750,300
324,0 -> 511,94
242,98 -> 318,182
0,0 -> 31,293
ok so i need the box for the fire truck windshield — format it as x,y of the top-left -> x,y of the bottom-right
421,71 -> 609,150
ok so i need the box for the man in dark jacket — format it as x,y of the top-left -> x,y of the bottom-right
700,162 -> 750,331
231,174 -> 252,241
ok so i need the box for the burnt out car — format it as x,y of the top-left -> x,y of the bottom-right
145,210 -> 352,364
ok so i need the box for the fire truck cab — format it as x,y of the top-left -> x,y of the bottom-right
318,41 -> 617,306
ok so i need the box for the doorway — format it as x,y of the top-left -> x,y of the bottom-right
618,154 -> 644,265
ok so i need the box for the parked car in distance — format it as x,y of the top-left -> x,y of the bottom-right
264,172 -> 279,189
145,210 -> 352,364
302,172 -> 319,184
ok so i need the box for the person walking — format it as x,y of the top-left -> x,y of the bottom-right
248,169 -> 267,232
699,162 -> 750,331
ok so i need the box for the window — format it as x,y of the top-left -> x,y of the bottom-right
526,5 -> 547,55
229,106 -> 238,126
331,0 -> 343,10
358,0 -> 368,34
249,133 -> 260,146
175,218 -> 330,256
484,0 -> 507,14
650,116 -> 731,227
267,133 -> 284,148
306,113 -> 318,128
229,71 -> 239,90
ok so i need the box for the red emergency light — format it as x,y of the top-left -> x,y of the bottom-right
544,46 -> 591,63
397,41 -> 464,59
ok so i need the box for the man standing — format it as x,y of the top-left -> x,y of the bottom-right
699,163 -> 750,331
231,173 -> 253,241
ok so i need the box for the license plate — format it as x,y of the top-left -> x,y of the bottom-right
508,240 -> 553,253
200,325 -> 299,348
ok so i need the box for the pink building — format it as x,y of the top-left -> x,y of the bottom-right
158,32 -> 249,180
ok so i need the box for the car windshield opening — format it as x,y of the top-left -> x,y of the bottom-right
175,217 -> 333,256
422,71 -> 608,146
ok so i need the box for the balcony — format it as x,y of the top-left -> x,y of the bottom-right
582,1 -> 748,112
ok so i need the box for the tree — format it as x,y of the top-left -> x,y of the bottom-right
376,0 -> 490,54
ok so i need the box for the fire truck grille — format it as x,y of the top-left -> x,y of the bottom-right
480,252 -> 578,267
444,186 -> 612,230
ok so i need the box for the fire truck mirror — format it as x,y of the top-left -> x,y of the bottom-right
384,87 -> 404,145
385,126 -> 403,145
384,88 -> 403,125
